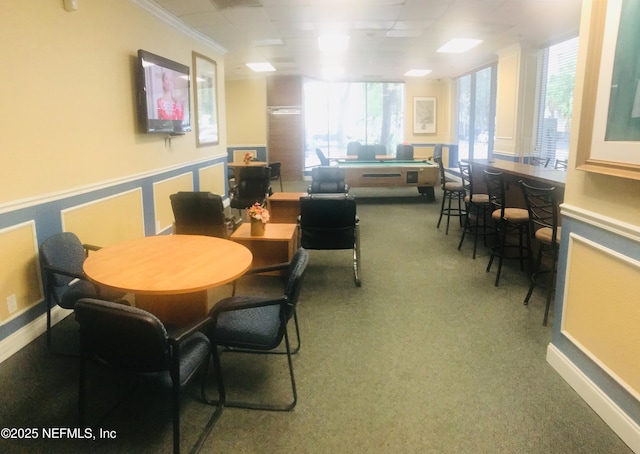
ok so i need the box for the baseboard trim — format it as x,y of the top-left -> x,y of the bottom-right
547,344 -> 640,453
0,306 -> 72,363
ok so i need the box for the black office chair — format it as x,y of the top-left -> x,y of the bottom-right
298,194 -> 361,286
315,148 -> 330,166
75,299 -> 223,454
357,145 -> 376,161
346,141 -> 361,156
230,166 -> 272,214
529,156 -> 550,167
39,232 -> 125,354
205,248 -> 309,411
170,191 -> 240,239
457,162 -> 492,259
484,170 -> 531,286
435,157 -> 465,234
396,144 -> 414,160
373,144 -> 386,156
308,166 -> 349,194
269,161 -> 284,191
520,181 -> 561,326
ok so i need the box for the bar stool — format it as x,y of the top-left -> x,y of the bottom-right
519,180 -> 561,326
435,157 -> 465,234
484,169 -> 531,286
458,162 -> 492,259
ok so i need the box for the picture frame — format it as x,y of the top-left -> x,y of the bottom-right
576,0 -> 640,180
192,52 -> 219,147
413,97 -> 436,134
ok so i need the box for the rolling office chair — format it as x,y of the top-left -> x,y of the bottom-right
357,145 -> 376,161
75,298 -> 224,454
170,191 -> 241,239
373,144 -> 386,156
435,156 -> 466,235
205,248 -> 309,411
230,166 -> 272,214
346,141 -> 361,156
298,194 -> 361,286
315,148 -> 330,166
519,181 -> 561,326
39,232 -> 125,355
307,166 -> 349,194
484,169 -> 531,286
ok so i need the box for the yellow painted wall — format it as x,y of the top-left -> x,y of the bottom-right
405,79 -> 452,143
153,173 -> 194,234
199,163 -> 226,196
0,0 -> 227,205
225,79 -> 267,145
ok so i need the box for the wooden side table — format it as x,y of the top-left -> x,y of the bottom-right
267,192 -> 307,224
230,223 -> 298,274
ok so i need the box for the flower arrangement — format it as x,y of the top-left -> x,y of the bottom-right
247,202 -> 270,224
243,152 -> 254,164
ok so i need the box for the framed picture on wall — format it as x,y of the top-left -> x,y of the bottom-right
192,52 -> 219,147
413,97 -> 436,134
576,0 -> 640,180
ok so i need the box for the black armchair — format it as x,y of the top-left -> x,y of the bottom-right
357,144 -> 376,161
298,194 -> 361,286
230,166 -> 272,213
205,248 -> 309,411
269,161 -> 283,191
39,232 -> 124,354
170,191 -> 241,239
396,143 -> 414,160
315,148 -> 330,166
346,141 -> 361,156
308,166 -> 349,194
75,298 -> 224,454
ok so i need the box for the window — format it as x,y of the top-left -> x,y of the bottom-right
303,80 -> 405,169
456,64 -> 497,162
533,37 -> 579,165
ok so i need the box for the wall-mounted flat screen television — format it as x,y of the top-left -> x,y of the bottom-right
136,49 -> 191,135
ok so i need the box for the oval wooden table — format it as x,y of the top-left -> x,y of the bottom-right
83,235 -> 253,326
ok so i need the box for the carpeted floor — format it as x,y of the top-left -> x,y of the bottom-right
0,182 -> 633,454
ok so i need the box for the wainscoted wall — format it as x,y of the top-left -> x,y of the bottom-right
549,204 -> 640,450
0,157 -> 227,361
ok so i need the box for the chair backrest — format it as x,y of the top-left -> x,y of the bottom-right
75,298 -> 170,372
459,162 -> 480,197
39,232 -> 86,287
529,156 -> 550,167
299,194 -> 357,250
373,144 -> 386,156
346,141 -> 361,156
309,166 -> 348,193
519,180 -> 559,241
396,144 -> 414,160
483,169 -> 506,216
435,156 -> 447,189
232,166 -> 272,207
357,145 -> 376,161
315,148 -> 329,166
170,191 -> 229,238
269,162 -> 282,179
281,248 -> 310,320
555,158 -> 568,170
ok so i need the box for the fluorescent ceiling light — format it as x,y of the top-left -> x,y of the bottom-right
404,69 -> 432,77
252,38 -> 284,47
318,34 -> 350,53
437,38 -> 483,53
246,62 -> 276,72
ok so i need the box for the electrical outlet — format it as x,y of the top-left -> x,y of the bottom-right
6,294 -> 17,314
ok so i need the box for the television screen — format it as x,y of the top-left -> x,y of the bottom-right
137,49 -> 191,135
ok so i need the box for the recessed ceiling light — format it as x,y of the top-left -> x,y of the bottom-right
404,69 -> 432,77
246,62 -> 276,72
437,38 -> 483,53
318,34 -> 350,53
252,38 -> 284,47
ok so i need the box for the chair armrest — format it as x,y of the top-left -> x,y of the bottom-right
168,316 -> 215,344
210,295 -> 283,317
83,244 -> 102,252
42,264 -> 86,281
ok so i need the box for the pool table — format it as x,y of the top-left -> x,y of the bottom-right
336,159 -> 439,200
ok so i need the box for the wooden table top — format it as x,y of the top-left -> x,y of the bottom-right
231,223 -> 298,241
227,161 -> 268,168
470,159 -> 566,188
268,192 -> 307,202
83,235 -> 253,295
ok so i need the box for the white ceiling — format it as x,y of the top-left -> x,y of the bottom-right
151,0 -> 583,82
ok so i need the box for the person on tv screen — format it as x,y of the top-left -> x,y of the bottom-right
157,69 -> 184,120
